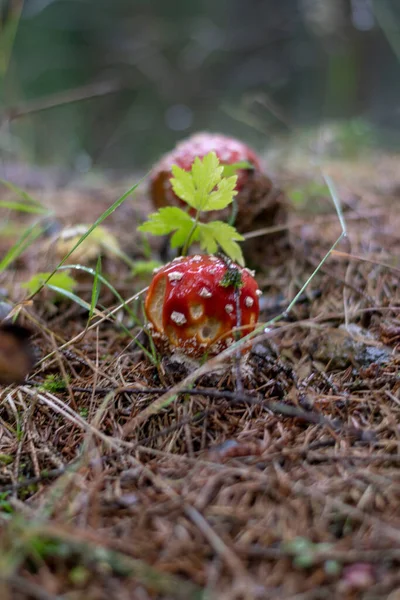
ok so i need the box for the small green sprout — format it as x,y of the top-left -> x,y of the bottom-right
39,374 -> 68,393
138,152 -> 245,265
79,407 -> 89,419
283,537 -> 340,573
0,492 -> 13,514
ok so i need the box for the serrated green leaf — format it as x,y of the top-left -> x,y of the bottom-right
198,221 -> 244,266
141,152 -> 245,259
138,207 -> 193,236
170,152 -> 236,212
203,175 -> 238,211
139,206 -> 195,251
196,223 -> 218,255
170,165 -> 197,208
191,152 -> 223,206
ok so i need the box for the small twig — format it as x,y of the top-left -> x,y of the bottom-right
67,384 -> 374,442
242,544 -> 400,565
185,505 -> 247,577
2,80 -> 123,124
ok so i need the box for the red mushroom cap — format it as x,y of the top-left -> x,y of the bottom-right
145,255 -> 260,358
150,132 -> 261,213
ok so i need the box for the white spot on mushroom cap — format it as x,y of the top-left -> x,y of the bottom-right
256,289 -> 262,296
244,267 -> 256,277
170,311 -> 187,325
245,296 -> 254,307
168,271 -> 184,282
190,304 -> 204,319
225,304 -> 234,314
191,255 -> 202,262
199,287 -> 212,298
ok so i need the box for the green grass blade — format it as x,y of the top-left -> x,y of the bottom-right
0,222 -> 44,273
46,285 -> 94,313
0,2 -> 23,88
0,200 -> 49,215
58,264 -> 156,363
58,265 -> 139,323
28,180 -> 142,299
89,256 -> 102,322
0,178 -> 45,207
322,174 -> 347,236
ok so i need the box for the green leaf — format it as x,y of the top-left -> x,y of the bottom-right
191,152 -> 223,207
198,221 -> 244,266
138,207 -> 194,245
171,225 -> 197,249
22,271 -> 77,297
170,166 -> 197,208
202,175 -> 238,211
170,152 -> 237,212
222,161 -> 254,178
140,153 -> 243,259
131,259 -> 162,276
196,223 -> 218,255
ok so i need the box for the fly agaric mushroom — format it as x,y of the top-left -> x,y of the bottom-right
150,132 -> 261,217
144,255 -> 260,358
149,132 -> 288,262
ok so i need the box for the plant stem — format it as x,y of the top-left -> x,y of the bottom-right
182,210 -> 200,256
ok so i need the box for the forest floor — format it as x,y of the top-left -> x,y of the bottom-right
0,148 -> 399,600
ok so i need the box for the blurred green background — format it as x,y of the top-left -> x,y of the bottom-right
0,0 -> 399,176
